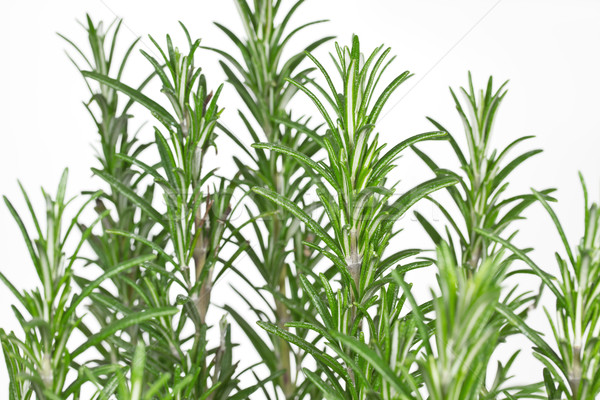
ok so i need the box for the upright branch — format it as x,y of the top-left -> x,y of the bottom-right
253,35 -> 458,399
255,35 -> 456,307
413,73 -> 555,274
211,0 -> 332,398
83,24 -> 252,398
410,74 -> 556,397
391,243 -> 541,400
60,17 -> 164,364
0,171 -> 167,398
480,174 -> 600,400
86,25 -> 225,320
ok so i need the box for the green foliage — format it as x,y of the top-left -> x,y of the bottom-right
411,74 -> 555,397
253,35 -> 458,399
0,171 -> 169,399
211,0 -> 332,398
87,342 -> 172,400
413,73 -> 554,273
81,23 -> 252,398
480,175 -> 600,400
390,244 -> 542,400
254,34 -> 457,306
60,15 -> 165,372
1,5 -> 597,400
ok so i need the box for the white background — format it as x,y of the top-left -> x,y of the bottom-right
1,0 -> 599,396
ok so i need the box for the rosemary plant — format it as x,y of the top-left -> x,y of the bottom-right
390,242 -> 542,400
60,15 -> 165,369
0,170 -> 171,399
83,26 -> 257,398
412,73 -> 554,274
209,0 -> 332,397
408,74 -> 555,397
2,4 -> 599,400
253,35 -> 458,398
479,175 -> 600,400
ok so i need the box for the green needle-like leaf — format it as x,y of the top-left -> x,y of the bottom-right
82,71 -> 177,126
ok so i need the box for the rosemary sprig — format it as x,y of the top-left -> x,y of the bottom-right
211,0 -> 333,397
82,25 -> 255,398
60,15 -> 166,369
388,243 -> 543,400
0,171 -> 170,398
412,73 -> 555,274
410,74 -> 555,398
479,174 -> 600,400
253,35 -> 458,399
